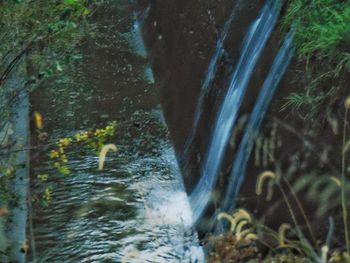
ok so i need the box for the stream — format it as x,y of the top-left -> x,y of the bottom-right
30,2 -> 203,262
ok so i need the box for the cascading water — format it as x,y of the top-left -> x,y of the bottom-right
222,30 -> 295,214
181,0 -> 241,161
28,0 -> 294,261
130,7 -> 150,59
130,6 -> 155,84
189,0 -> 283,224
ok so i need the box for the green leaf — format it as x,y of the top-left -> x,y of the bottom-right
64,0 -> 79,6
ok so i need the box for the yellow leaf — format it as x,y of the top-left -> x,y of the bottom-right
345,96 -> 350,110
34,111 -> 43,130
0,207 -> 9,217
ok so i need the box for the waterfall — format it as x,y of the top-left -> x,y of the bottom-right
222,30 -> 295,214
181,0 -> 241,161
189,0 -> 283,224
130,6 -> 150,59
130,6 -> 155,84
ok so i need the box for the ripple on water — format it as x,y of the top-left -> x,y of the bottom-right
32,141 -> 203,262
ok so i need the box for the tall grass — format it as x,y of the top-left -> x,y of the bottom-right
281,0 -> 350,118
209,103 -> 350,261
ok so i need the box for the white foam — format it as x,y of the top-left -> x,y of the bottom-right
145,191 -> 193,227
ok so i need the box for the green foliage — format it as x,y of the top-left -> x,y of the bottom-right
281,0 -> 350,118
282,85 -> 337,119
0,0 -> 98,131
48,121 -> 117,176
32,121 -> 117,207
283,0 -> 350,67
0,0 -> 98,168
0,1 -> 99,256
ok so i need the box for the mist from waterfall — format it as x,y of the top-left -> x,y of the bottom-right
189,0 -> 283,224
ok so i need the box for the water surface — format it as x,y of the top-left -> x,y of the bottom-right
30,2 -> 202,262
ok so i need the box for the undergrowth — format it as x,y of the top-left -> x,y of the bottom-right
207,96 -> 350,262
283,0 -> 350,66
281,0 -> 350,119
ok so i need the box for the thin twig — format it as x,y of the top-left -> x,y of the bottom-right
342,108 -> 350,254
283,177 -> 317,247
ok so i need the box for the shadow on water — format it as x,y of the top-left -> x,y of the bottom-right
30,2 -> 202,262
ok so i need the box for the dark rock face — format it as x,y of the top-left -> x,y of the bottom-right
139,0 -> 335,237
142,0 -> 266,187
